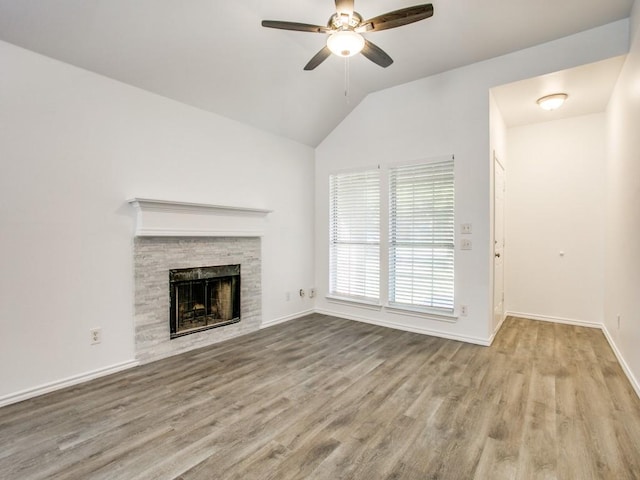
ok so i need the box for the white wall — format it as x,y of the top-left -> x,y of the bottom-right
315,20 -> 628,344
604,0 -> 640,394
490,93 -> 508,172
0,41 -> 315,402
504,114 -> 606,325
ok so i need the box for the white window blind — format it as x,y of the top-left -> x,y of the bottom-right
329,170 -> 380,301
389,159 -> 455,311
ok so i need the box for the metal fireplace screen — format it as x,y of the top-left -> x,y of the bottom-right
169,264 -> 240,338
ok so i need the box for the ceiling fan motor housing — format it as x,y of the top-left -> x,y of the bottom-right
329,11 -> 363,30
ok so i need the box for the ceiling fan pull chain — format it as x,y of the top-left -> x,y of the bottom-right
344,57 -> 350,102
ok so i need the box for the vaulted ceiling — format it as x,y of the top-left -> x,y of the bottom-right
0,0 -> 634,146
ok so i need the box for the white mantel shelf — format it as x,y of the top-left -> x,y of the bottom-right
128,198 -> 272,237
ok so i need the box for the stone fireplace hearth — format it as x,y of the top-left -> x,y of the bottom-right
134,237 -> 261,363
129,199 -> 270,364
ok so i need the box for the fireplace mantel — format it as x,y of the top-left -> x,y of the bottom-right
128,198 -> 272,237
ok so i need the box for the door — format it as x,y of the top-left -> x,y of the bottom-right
493,157 -> 505,330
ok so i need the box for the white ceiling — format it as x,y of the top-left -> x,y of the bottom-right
492,55 -> 627,127
0,0 -> 634,146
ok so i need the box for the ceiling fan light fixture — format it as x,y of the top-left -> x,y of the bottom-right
327,30 -> 365,57
537,93 -> 568,111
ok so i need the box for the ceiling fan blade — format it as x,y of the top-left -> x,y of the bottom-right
335,0 -> 354,16
261,20 -> 331,34
304,46 -> 332,70
361,40 -> 393,68
358,4 -> 434,32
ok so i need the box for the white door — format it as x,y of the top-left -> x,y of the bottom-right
493,158 -> 505,330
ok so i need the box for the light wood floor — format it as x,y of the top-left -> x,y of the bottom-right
1,315 -> 639,479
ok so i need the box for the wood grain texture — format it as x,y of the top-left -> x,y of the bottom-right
1,315 -> 639,479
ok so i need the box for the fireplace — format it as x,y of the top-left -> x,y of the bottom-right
130,200 -> 267,362
133,236 -> 261,364
169,264 -> 241,338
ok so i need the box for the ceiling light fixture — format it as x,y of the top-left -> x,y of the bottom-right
327,30 -> 365,57
537,93 -> 568,111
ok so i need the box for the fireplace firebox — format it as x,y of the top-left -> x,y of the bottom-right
169,264 -> 240,338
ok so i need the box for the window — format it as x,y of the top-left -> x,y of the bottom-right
389,159 -> 455,311
328,156 -> 455,315
329,169 -> 380,301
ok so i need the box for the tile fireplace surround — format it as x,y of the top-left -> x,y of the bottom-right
129,199 -> 270,364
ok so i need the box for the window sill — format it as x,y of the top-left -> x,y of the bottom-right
325,296 -> 458,323
385,304 -> 458,323
325,295 -> 383,311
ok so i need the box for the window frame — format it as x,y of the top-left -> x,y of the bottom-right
327,155 -> 456,320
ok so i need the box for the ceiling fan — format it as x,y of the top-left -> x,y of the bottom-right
262,0 -> 434,70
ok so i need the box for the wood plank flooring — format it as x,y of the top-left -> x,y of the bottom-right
1,315 -> 639,479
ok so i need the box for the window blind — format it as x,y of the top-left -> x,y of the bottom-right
329,170 -> 380,301
389,159 -> 454,311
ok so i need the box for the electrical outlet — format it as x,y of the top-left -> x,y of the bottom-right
461,223 -> 472,234
461,239 -> 472,250
460,305 -> 468,316
299,289 -> 305,298
90,328 -> 102,345
309,288 -> 316,298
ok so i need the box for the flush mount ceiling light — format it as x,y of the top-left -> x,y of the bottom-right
327,30 -> 365,57
537,93 -> 568,111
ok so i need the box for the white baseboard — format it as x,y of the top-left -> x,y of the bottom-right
260,309 -> 314,329
0,359 -> 139,408
487,314 -> 508,346
601,324 -> 640,400
4,311 -> 637,408
314,308 -> 492,346
505,311 -> 602,329
507,312 -> 639,401
2,311 -> 314,408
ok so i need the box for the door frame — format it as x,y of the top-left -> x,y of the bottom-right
493,153 -> 506,333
